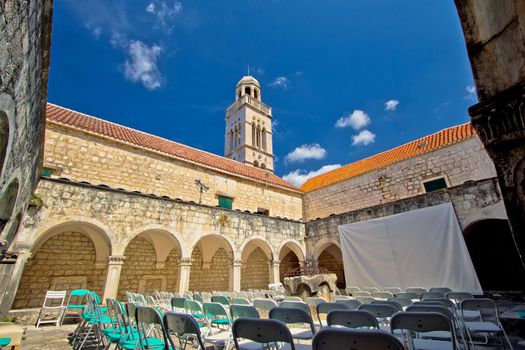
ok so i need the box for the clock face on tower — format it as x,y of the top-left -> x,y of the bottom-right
224,76 -> 274,172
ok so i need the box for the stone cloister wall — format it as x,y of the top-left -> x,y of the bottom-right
43,124 -> 303,221
303,137 -> 497,221
8,177 -> 305,308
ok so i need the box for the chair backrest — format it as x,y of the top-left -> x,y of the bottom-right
405,287 -> 427,296
460,298 -> 498,322
406,304 -> 455,320
335,299 -> 362,310
182,292 -> 193,300
231,304 -> 260,319
334,295 -> 351,301
305,297 -> 326,308
383,287 -> 403,295
269,307 -> 316,336
253,298 -> 278,312
317,302 -> 349,325
390,312 -> 456,350
163,312 -> 205,349
362,287 -> 379,293
326,310 -> 379,329
421,292 -> 446,300
284,296 -> 303,302
372,300 -> 403,312
135,306 -> 170,349
232,298 -> 250,305
355,296 -> 375,305
429,287 -> 453,294
279,300 -> 310,314
422,298 -> 455,309
203,302 -> 231,325
372,291 -> 394,299
201,292 -> 212,302
312,327 -> 404,350
211,295 -> 230,306
388,297 -> 412,307
43,290 -> 67,307
171,297 -> 186,310
358,303 -> 398,319
353,291 -> 372,297
125,302 -> 138,326
184,299 -> 203,317
397,292 -> 418,300
446,292 -> 473,304
232,318 -> 295,350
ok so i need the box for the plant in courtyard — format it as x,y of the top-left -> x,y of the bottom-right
28,194 -> 45,208
216,213 -> 230,228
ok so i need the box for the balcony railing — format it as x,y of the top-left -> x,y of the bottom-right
227,95 -> 272,116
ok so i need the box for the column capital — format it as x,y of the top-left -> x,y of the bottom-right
108,255 -> 126,264
270,260 -> 280,267
233,259 -> 243,267
180,258 -> 192,267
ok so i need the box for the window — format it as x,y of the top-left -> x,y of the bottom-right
42,169 -> 53,177
422,177 -> 448,193
218,196 -> 233,209
256,208 -> 269,216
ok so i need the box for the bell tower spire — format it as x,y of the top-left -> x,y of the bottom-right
224,76 -> 274,172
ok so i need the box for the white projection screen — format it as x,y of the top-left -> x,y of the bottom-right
338,203 -> 482,293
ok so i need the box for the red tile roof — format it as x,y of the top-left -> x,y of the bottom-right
300,123 -> 476,192
46,103 -> 300,191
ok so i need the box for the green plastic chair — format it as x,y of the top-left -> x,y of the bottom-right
61,289 -> 90,325
0,338 -> 11,347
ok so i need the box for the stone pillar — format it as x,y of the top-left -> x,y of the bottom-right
469,83 -> 525,271
102,255 -> 125,302
178,258 -> 192,294
0,251 -> 31,315
270,260 -> 280,284
232,259 -> 242,291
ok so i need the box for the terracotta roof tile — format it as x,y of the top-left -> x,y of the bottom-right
300,122 -> 475,192
46,103 -> 300,191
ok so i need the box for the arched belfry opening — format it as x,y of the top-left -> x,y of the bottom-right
464,219 -> 525,291
0,111 -> 9,177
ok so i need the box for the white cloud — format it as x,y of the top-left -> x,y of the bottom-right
283,164 -> 342,187
269,76 -> 289,89
335,110 -> 371,130
123,40 -> 163,90
352,130 -> 376,146
385,99 -> 399,111
145,0 -> 183,32
465,85 -> 477,101
285,144 -> 326,163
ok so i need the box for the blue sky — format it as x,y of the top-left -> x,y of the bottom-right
48,0 -> 477,186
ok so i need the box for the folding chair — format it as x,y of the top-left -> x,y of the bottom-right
279,301 -> 311,315
232,298 -> 250,305
313,327 -> 404,350
398,292 -> 419,301
371,300 -> 403,312
430,287 -> 453,295
201,302 -> 233,349
61,289 -> 90,325
391,311 -> 457,350
361,287 -> 379,293
355,296 -> 375,305
461,298 -> 513,349
253,298 -> 277,318
446,292 -> 473,307
171,297 -> 187,312
36,290 -> 67,327
270,307 -> 316,342
233,317 -> 301,350
358,303 -> 398,328
333,295 -> 351,301
305,297 -> 326,325
352,291 -> 372,298
316,302 -> 349,327
372,291 -> 395,300
231,304 -> 260,320
384,287 -> 403,296
211,295 -> 230,306
345,287 -> 361,296
163,312 -> 207,349
406,287 -> 427,298
284,296 -> 303,302
135,306 -> 171,349
326,310 -> 379,329
421,292 -> 446,300
388,297 -> 412,308
335,299 -> 361,310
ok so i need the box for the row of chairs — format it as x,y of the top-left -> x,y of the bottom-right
35,289 -> 93,328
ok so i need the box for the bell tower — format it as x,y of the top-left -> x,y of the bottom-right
224,76 -> 274,172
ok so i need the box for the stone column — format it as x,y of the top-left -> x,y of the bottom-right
178,258 -> 192,294
270,260 -> 280,284
0,251 -> 31,315
232,259 -> 242,291
102,255 -> 125,302
469,83 -> 525,271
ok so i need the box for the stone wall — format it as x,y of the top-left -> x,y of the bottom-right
13,231 -> 106,309
189,247 -> 230,292
305,178 -> 507,262
303,137 -> 497,221
318,250 -> 345,289
241,247 -> 270,290
0,0 -> 52,314
43,125 -> 303,220
117,236 -> 180,300
280,252 -> 300,281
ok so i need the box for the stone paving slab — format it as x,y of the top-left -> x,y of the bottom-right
20,324 -> 75,350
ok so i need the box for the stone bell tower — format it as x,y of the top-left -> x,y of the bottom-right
224,76 -> 274,172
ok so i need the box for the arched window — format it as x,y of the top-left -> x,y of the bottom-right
238,90 -> 241,99
237,125 -> 241,146
229,130 -> 234,152
254,89 -> 259,99
245,87 -> 251,96
262,128 -> 267,151
0,111 -> 9,176
260,163 -> 266,169
252,123 -> 256,147
253,160 -> 259,167
256,124 -> 261,149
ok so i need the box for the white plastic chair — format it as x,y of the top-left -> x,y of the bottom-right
36,290 -> 67,327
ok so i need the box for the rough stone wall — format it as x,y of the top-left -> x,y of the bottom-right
13,231 -> 106,309
241,247 -> 270,290
280,252 -> 300,281
43,125 -> 303,220
318,250 -> 345,289
117,237 -> 180,300
305,178 -> 507,262
189,247 -> 230,292
303,137 -> 497,221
